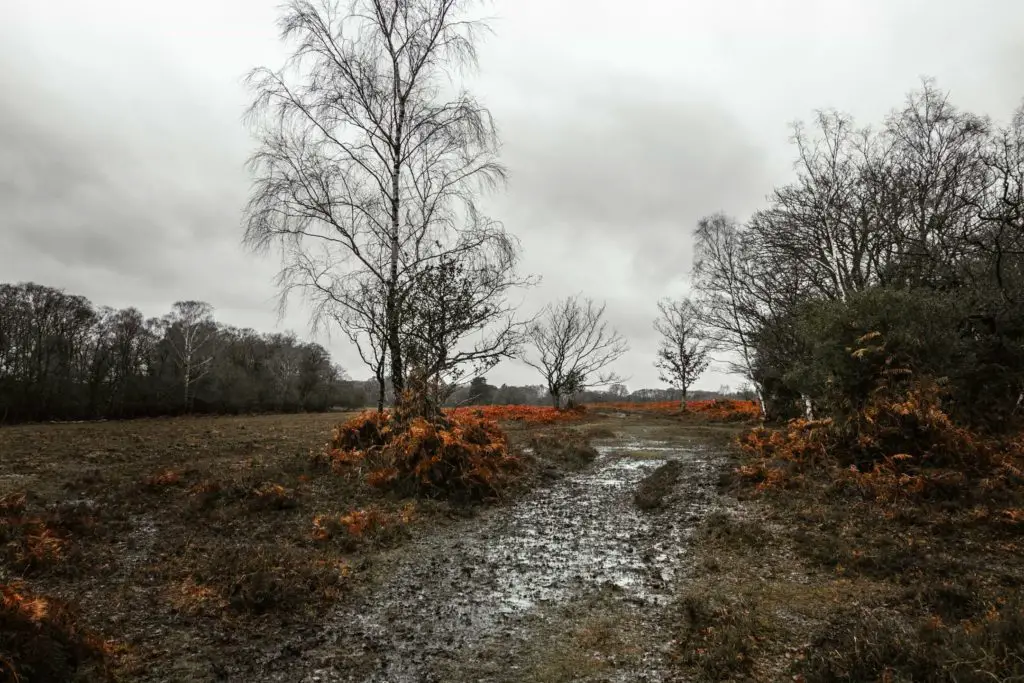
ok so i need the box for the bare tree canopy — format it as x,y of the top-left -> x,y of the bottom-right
243,0 -> 528,409
653,297 -> 711,404
690,213 -> 771,405
691,79 -> 1024,423
523,295 -> 629,409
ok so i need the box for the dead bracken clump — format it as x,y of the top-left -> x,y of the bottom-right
687,399 -> 762,422
312,503 -> 416,551
735,376 -> 1024,504
325,398 -> 521,501
0,493 -> 94,576
448,404 -> 588,425
0,583 -> 113,682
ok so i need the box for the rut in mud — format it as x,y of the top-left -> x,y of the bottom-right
269,433 -> 724,682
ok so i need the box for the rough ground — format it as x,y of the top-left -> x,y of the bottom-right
0,412 -> 741,682
268,424 -> 723,682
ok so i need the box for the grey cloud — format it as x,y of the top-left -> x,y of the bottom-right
5,0 -> 1024,392
496,79 -> 774,286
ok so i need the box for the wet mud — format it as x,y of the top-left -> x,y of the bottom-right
266,431 -> 724,682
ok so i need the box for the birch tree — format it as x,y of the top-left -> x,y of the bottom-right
243,0 -> 519,408
164,301 -> 217,411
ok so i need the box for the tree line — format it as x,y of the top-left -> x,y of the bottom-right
682,80 -> 1024,430
0,282 -> 355,423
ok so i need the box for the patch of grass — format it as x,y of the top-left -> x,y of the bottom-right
671,590 -> 768,680
528,430 -> 598,469
800,599 -> 1024,682
634,460 -> 683,511
524,613 -> 643,683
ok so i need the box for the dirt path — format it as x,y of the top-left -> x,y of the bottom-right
263,423 -> 725,682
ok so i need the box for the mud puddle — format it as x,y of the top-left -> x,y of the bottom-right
272,436 -> 722,682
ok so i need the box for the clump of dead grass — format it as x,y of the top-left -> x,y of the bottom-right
633,460 -> 683,511
670,590 -> 768,680
0,493 -> 94,576
142,469 -> 183,489
800,599 -> 1024,682
167,543 -> 352,617
528,430 -> 598,469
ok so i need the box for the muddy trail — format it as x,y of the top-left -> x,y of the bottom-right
266,423 -> 726,682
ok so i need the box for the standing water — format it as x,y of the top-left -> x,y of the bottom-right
273,437 -> 722,683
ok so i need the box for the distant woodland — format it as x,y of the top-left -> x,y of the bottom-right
0,282 -> 349,422
0,282 -> 739,424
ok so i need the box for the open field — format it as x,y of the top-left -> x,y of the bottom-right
7,406 -> 1017,682
2,409 -> 740,681
2,412 -> 378,680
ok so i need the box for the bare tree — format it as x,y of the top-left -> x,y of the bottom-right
313,273 -> 391,411
243,0 -> 513,406
400,246 -> 532,404
653,298 -> 711,406
164,301 -> 217,411
690,214 -> 766,407
523,296 -> 629,409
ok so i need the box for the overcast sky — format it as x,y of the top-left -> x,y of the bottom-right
2,1 -> 1023,391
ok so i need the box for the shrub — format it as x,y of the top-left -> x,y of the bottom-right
757,289 -> 1024,433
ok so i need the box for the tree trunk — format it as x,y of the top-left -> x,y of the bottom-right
388,76 -> 406,398
551,391 -> 560,409
803,394 -> 814,420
